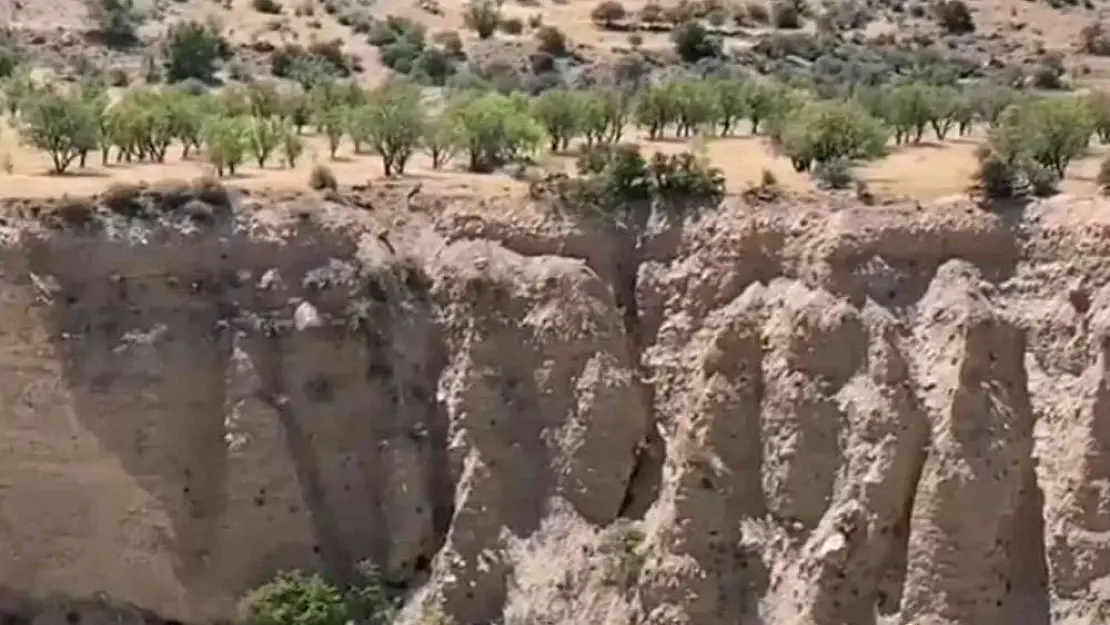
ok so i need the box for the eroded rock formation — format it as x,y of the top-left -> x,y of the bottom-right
0,187 -> 1108,625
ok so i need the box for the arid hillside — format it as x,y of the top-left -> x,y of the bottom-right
0,183 -> 1107,625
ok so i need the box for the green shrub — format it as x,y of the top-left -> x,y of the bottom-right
308,163 -> 338,189
464,0 -> 502,38
535,26 -> 569,56
84,0 -> 143,47
934,0 -> 974,34
252,0 -> 284,13
671,20 -> 721,63
590,0 -> 627,28
163,20 -> 233,83
239,567 -> 396,625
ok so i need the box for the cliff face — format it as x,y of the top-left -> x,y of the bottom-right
1,187 -> 1109,625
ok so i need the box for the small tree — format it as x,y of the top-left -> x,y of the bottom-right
464,0 -> 503,39
249,115 -> 284,167
448,90 -> 545,172
778,98 -> 889,172
423,115 -> 458,169
532,88 -> 586,152
85,0 -> 142,47
590,1 -> 627,28
164,20 -> 233,83
361,80 -> 426,176
989,97 -> 1093,178
202,116 -> 249,177
712,78 -> 747,136
19,91 -> 101,174
282,125 -> 305,167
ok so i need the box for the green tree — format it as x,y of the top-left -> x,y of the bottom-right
673,80 -> 717,137
164,20 -> 232,83
19,90 -> 101,174
531,88 -> 586,152
777,98 -> 889,172
448,90 -> 545,172
970,84 -> 1020,127
990,97 -> 1093,177
249,115 -> 284,167
744,80 -> 793,135
581,88 -> 631,146
712,78 -> 748,136
361,80 -> 426,176
634,81 -> 680,140
423,114 -> 458,169
203,115 -> 250,176
884,83 -> 934,144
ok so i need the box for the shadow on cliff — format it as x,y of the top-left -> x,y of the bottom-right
24,200 -> 453,608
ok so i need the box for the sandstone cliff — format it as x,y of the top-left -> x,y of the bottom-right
0,185 -> 1108,625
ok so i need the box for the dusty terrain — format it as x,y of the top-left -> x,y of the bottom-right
0,183 -> 1107,625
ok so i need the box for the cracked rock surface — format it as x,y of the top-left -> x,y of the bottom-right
1,187 -> 1109,625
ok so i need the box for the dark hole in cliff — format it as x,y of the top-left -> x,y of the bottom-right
699,477 -> 713,490
367,280 -> 387,303
183,486 -> 191,495
64,611 -> 80,625
254,496 -> 265,507
1070,288 -> 1091,314
415,554 -> 430,572
887,289 -> 896,301
312,545 -> 321,554
304,375 -> 335,403
66,295 -> 79,305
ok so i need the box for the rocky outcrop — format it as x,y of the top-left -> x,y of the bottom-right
2,187 -> 1110,625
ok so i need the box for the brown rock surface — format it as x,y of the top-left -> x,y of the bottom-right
1,187 -> 1110,625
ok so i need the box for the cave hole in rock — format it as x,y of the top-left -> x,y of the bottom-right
414,554 -> 431,573
64,611 -> 79,625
